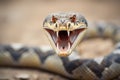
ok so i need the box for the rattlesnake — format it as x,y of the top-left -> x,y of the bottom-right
0,12 -> 120,80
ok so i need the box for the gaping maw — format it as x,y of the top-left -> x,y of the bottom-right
45,28 -> 86,56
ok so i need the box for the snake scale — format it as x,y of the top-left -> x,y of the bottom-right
0,12 -> 120,80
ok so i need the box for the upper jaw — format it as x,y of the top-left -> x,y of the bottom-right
44,25 -> 87,57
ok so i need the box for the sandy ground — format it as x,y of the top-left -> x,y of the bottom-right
0,0 -> 120,80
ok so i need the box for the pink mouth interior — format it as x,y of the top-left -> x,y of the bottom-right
45,28 -> 85,52
58,31 -> 69,51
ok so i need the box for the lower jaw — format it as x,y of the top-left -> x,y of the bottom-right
56,47 -> 72,57
57,51 -> 71,57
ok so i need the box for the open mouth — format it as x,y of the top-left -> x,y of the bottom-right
45,28 -> 86,56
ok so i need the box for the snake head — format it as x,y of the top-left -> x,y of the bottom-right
43,12 -> 88,56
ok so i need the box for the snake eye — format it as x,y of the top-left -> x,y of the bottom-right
68,23 -> 71,28
52,16 -> 58,23
55,23 -> 57,28
55,23 -> 59,29
67,22 -> 71,29
70,15 -> 76,22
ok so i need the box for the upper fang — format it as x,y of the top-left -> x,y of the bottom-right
57,31 -> 59,37
67,31 -> 70,36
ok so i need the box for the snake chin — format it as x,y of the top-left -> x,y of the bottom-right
44,28 -> 87,56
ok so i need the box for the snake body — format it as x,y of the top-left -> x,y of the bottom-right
0,12 -> 120,80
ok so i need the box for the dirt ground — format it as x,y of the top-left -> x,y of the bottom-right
0,0 -> 120,80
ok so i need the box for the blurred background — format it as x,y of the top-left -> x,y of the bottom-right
0,0 -> 120,58
0,0 -> 120,79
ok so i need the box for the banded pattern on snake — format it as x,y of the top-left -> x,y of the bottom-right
0,12 -> 120,80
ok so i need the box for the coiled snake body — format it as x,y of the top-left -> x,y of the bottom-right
0,12 -> 120,80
